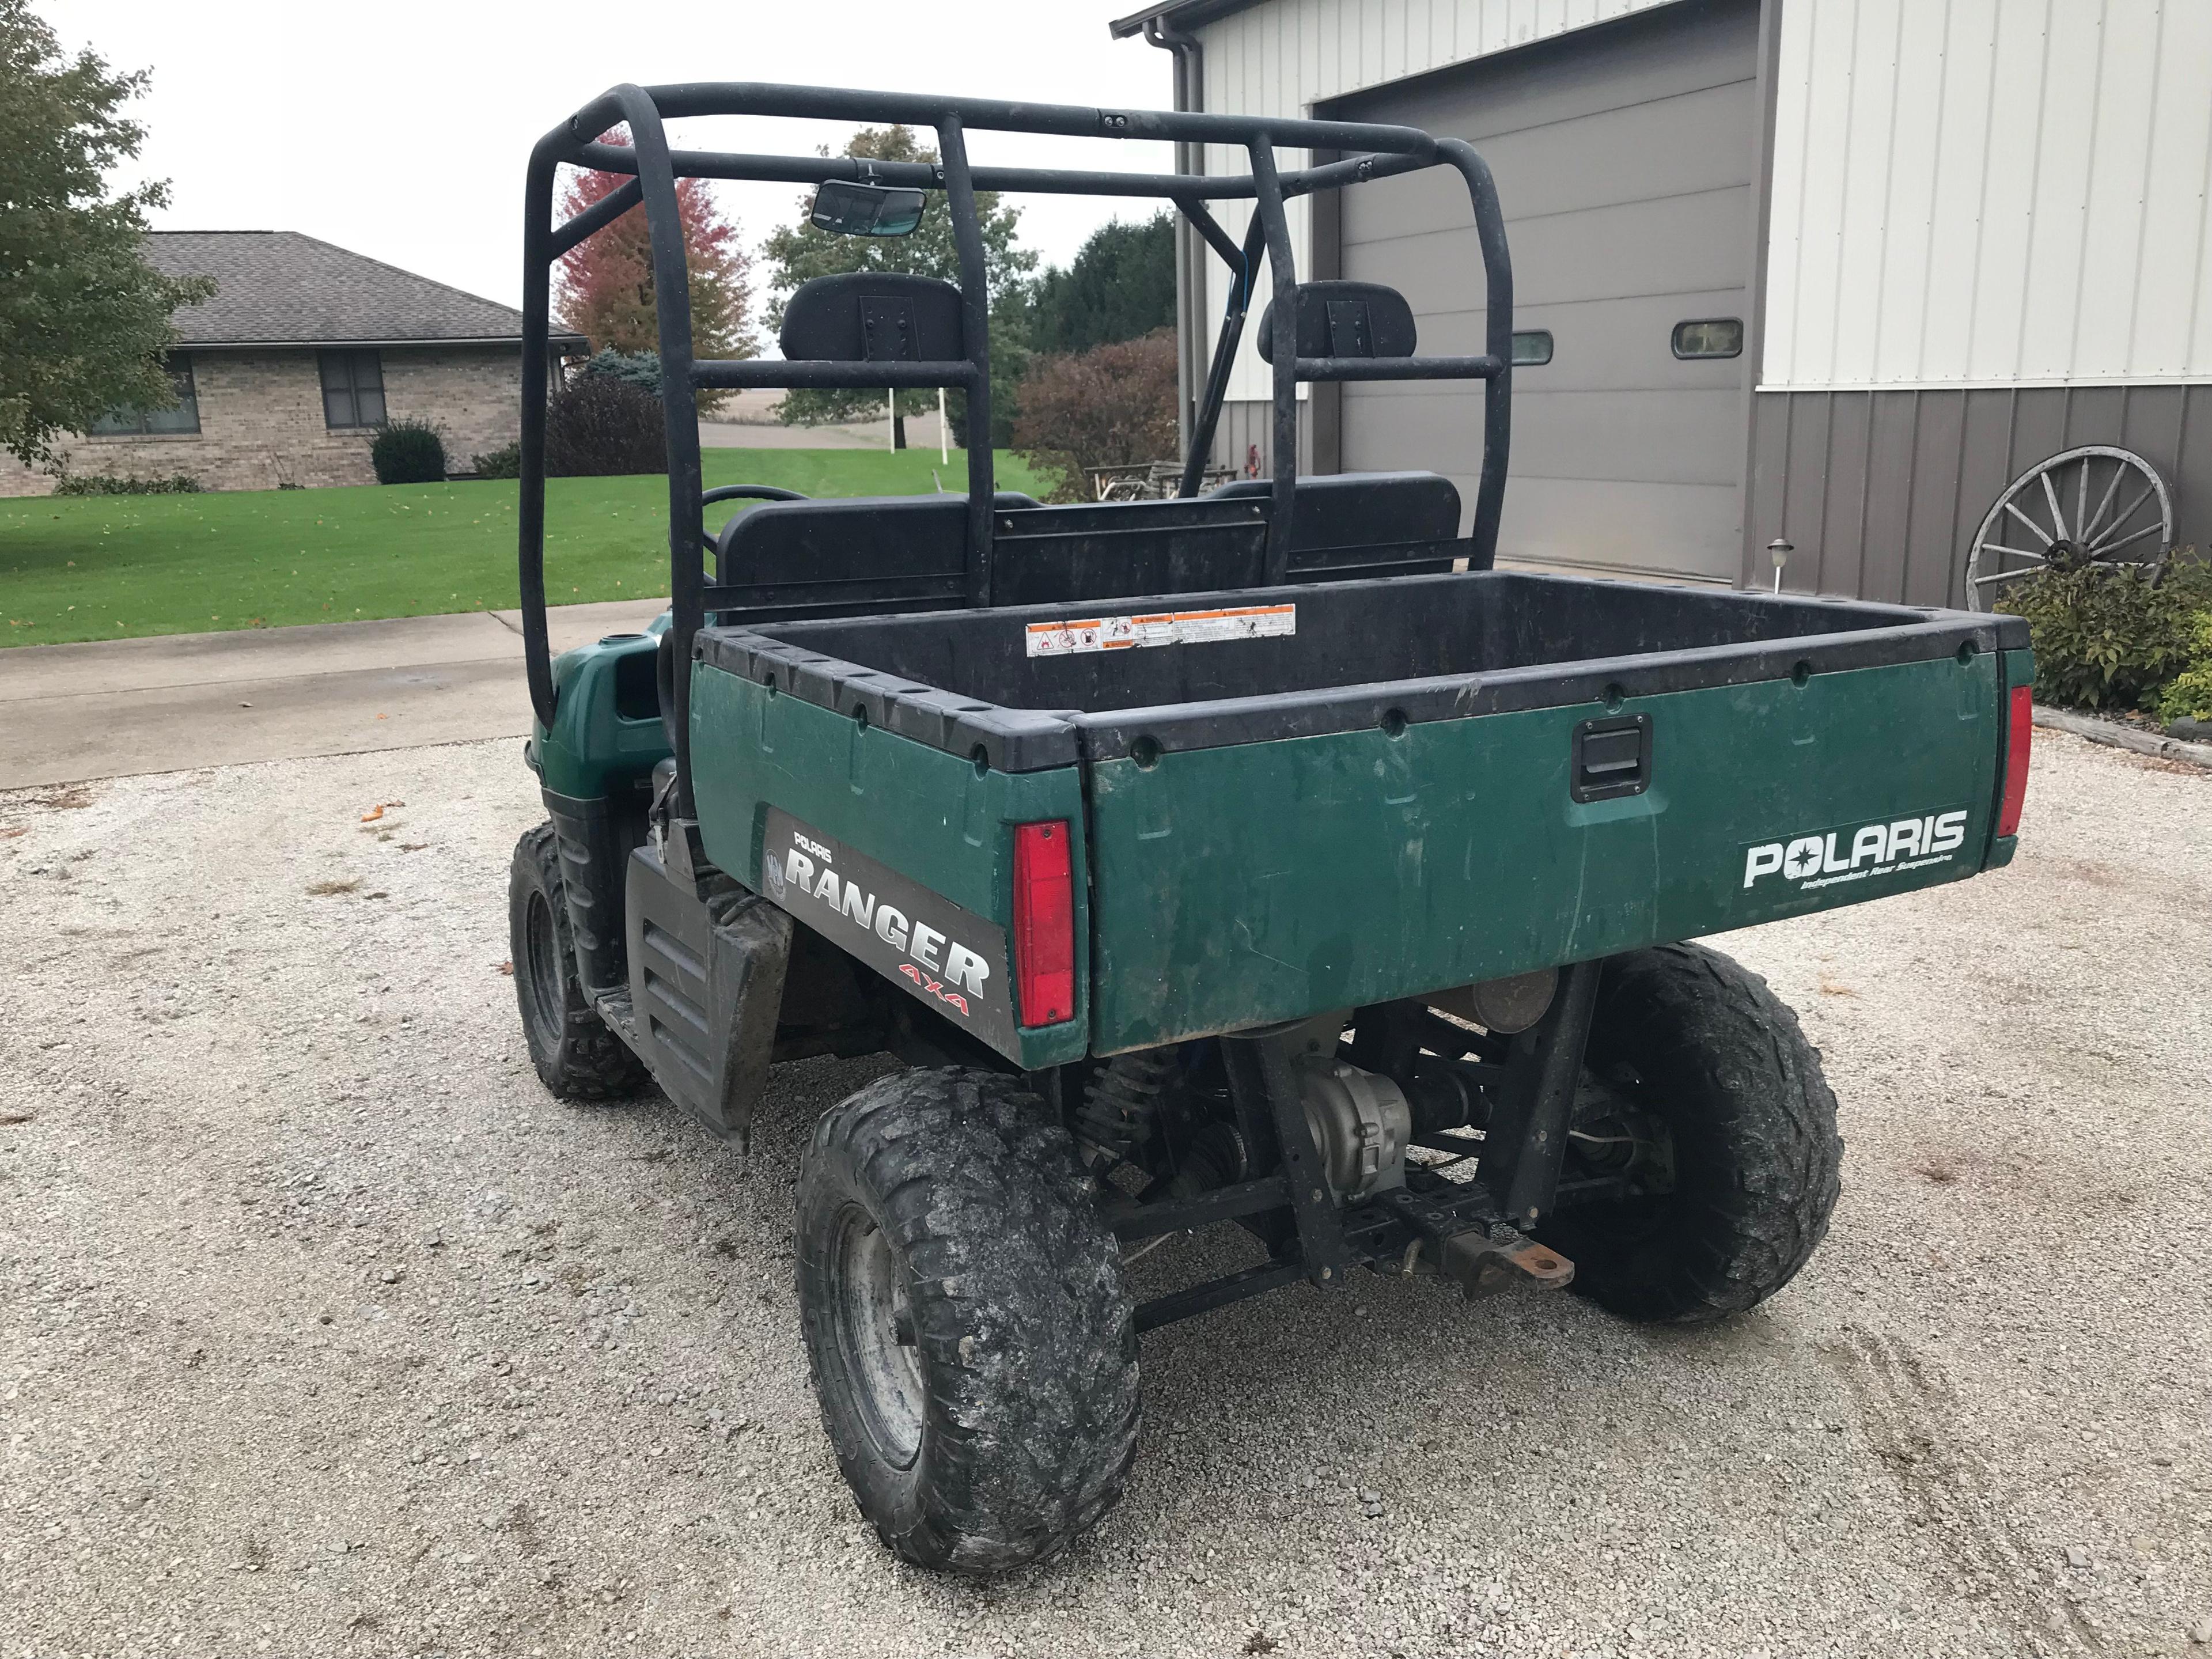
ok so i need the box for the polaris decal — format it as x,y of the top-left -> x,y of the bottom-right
1742,809 -> 1971,893
759,808 -> 1017,1052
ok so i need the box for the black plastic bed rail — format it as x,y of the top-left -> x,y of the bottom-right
515,82 -> 1515,819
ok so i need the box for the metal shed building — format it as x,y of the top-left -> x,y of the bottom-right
1109,0 -> 2212,604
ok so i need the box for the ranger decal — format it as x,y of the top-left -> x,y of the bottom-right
759,808 -> 1018,1052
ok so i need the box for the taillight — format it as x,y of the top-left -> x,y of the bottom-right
1012,820 -> 1075,1026
1997,683 -> 2032,837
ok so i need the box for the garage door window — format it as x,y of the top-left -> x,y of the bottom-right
1671,319 -> 1743,360
1511,329 -> 1554,366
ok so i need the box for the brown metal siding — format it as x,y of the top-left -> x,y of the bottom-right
1745,384 -> 2212,606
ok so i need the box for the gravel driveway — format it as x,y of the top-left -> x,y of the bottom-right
3,730 -> 2208,1659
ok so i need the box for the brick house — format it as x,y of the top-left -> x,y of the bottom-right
1,231 -> 586,496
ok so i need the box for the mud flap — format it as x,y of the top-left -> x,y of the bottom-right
624,847 -> 793,1152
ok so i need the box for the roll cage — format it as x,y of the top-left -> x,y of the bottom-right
517,82 -> 1515,815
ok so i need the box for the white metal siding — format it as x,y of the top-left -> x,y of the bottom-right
1194,0 -> 1683,397
1762,0 -> 2212,390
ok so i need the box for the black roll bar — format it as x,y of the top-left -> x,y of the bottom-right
517,82 -> 1515,815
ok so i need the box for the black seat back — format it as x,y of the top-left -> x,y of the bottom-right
1256,281 -> 1418,361
1209,471 -> 1461,568
778,272 -> 964,362
715,495 -> 967,615
992,495 -> 1272,604
713,493 -> 1044,614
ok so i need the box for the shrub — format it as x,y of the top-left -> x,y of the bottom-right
576,347 -> 662,396
543,376 -> 665,477
471,441 -> 522,480
370,418 -> 446,485
1998,551 -> 2212,711
1011,329 -> 1177,503
2156,611 -> 2212,724
52,471 -> 200,495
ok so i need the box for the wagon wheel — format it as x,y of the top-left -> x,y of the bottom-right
1965,445 -> 2174,611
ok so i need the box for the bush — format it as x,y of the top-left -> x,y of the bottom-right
544,376 -> 665,477
471,441 -> 522,480
53,471 -> 200,495
2156,611 -> 2212,724
576,348 -> 662,396
370,418 -> 446,485
1012,329 -> 1177,503
1998,551 -> 2212,711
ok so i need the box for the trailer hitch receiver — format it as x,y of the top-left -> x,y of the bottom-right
1438,1229 -> 1574,1300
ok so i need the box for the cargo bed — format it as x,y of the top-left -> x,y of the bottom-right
688,570 -> 2032,1055
698,569 -> 2028,769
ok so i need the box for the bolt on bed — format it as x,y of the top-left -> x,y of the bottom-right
506,79 -> 2035,1573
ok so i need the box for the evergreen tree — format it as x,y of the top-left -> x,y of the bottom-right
1029,213 -> 1177,357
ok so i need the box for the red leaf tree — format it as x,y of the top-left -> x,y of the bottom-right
554,129 -> 756,380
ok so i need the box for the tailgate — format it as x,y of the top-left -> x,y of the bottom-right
1085,649 -> 2016,1054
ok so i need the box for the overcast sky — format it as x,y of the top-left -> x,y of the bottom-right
37,0 -> 1179,325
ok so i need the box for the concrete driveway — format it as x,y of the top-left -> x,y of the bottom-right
0,600 -> 670,790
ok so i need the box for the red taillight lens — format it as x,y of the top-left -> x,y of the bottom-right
1012,820 -> 1075,1027
1998,683 -> 2032,837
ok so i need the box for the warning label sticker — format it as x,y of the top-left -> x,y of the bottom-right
1024,603 -> 1296,658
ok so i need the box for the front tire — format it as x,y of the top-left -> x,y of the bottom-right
796,1068 -> 1139,1573
1538,943 -> 1842,1324
507,823 -> 647,1100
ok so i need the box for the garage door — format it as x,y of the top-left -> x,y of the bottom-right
1325,0 -> 1760,583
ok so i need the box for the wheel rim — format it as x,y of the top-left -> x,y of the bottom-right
522,890 -> 565,1041
1965,445 -> 2174,610
829,1205 -> 925,1469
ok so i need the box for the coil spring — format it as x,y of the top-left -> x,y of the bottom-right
1074,1048 -> 1180,1169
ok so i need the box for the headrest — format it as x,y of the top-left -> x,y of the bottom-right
778,272 -> 964,362
1256,281 -> 1418,362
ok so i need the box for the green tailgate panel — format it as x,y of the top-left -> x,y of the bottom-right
1087,654 -> 2002,1054
686,662 -> 1092,1070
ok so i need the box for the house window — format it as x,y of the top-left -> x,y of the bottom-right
1672,319 -> 1743,360
89,355 -> 200,435
320,350 -> 387,429
1511,329 -> 1554,366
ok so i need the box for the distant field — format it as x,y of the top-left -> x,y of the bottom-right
0,449 -> 1047,647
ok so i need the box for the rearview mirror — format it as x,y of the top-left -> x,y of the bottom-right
810,180 -> 926,237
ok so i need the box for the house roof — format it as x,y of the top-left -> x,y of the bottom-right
147,230 -> 586,350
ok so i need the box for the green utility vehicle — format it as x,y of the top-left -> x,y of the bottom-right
507,83 -> 2035,1572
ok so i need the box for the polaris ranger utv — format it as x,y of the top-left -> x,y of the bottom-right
507,82 -> 2035,1573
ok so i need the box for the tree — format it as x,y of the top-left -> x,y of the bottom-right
1029,213 -> 1177,357
0,0 -> 213,471
1012,329 -> 1178,503
554,128 -> 756,404
761,126 -> 1036,449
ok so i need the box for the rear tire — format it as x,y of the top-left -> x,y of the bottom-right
796,1067 -> 1139,1573
1538,943 -> 1842,1324
507,823 -> 647,1100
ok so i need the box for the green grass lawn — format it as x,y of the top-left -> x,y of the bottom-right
0,449 -> 1048,647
